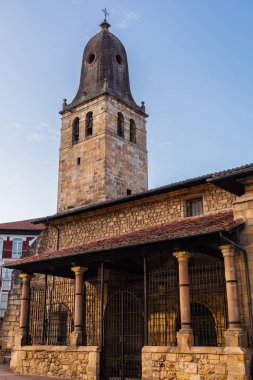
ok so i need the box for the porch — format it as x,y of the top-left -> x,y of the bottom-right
4,211 -> 251,379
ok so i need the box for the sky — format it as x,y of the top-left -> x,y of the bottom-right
0,0 -> 253,222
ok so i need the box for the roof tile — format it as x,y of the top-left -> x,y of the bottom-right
5,210 -> 243,268
0,219 -> 44,231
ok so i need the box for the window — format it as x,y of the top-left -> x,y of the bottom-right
117,112 -> 124,138
85,112 -> 93,136
129,119 -> 136,143
72,117 -> 79,143
0,238 -> 3,258
12,238 -> 23,258
87,53 -> 96,65
127,189 -> 132,196
116,55 -> 122,65
186,198 -> 203,217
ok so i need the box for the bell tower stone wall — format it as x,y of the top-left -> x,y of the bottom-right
57,94 -> 147,212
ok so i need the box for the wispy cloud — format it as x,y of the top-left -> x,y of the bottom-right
12,122 -> 24,129
3,121 -> 59,143
150,139 -> 173,148
26,122 -> 59,143
116,11 -> 139,29
71,0 -> 83,5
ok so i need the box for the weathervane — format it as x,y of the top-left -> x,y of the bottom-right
102,8 -> 109,21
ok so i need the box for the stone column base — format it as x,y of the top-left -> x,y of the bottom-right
69,331 -> 83,347
225,327 -> 248,347
177,328 -> 194,349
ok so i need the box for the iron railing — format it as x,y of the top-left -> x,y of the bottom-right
101,289 -> 144,380
147,267 -> 179,346
84,276 -> 101,346
27,258 -> 228,350
28,275 -> 101,346
28,277 -> 75,345
189,260 -> 227,346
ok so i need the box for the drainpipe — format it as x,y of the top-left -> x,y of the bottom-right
220,232 -> 253,344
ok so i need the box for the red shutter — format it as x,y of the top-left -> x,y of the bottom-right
3,240 -> 12,258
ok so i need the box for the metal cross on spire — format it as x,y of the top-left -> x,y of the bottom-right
102,8 -> 109,21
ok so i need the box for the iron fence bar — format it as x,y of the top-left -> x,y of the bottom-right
83,281 -> 86,345
42,275 -> 47,344
47,288 -> 53,345
26,286 -> 31,345
121,291 -> 124,380
143,255 -> 148,345
100,262 -> 104,348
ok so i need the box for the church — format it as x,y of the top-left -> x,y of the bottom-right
2,16 -> 253,380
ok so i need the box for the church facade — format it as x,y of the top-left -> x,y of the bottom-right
3,19 -> 253,380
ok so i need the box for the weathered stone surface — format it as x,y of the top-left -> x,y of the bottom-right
57,95 -> 148,212
142,346 -> 251,380
10,346 -> 100,380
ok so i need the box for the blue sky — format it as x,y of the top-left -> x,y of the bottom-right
0,0 -> 253,222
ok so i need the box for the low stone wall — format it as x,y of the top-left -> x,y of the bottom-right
142,346 -> 252,380
10,345 -> 100,380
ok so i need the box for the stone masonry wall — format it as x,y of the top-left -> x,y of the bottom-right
57,94 -> 147,212
142,346 -> 251,380
10,346 -> 100,380
1,272 -> 22,351
40,184 -> 236,253
233,179 -> 253,346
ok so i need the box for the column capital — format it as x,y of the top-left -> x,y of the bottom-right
173,251 -> 192,262
71,266 -> 88,276
219,244 -> 235,257
19,273 -> 33,281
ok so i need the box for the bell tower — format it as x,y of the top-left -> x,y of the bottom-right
57,20 -> 148,212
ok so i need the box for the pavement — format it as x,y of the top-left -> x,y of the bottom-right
0,365 -> 71,380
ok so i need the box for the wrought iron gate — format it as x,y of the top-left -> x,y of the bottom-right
147,267 -> 179,346
28,275 -> 101,346
189,260 -> 227,346
28,277 -> 75,345
101,290 -> 144,380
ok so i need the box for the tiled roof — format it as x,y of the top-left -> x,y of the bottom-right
0,219 -> 44,232
5,210 -> 244,269
208,162 -> 253,181
33,162 -> 253,224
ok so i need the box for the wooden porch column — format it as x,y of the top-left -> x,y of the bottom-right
173,251 -> 193,348
220,244 -> 247,347
18,273 -> 33,346
70,266 -> 88,347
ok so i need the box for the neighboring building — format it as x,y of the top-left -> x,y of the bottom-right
2,18 -> 253,380
0,220 -> 44,346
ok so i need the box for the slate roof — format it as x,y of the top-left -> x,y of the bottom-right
4,210 -> 244,269
0,219 -> 44,232
67,21 -> 141,112
33,162 -> 253,225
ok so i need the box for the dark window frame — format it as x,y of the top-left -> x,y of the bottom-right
85,112 -> 93,137
117,112 -> 124,138
186,197 -> 203,217
72,117 -> 80,144
129,119 -> 136,143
